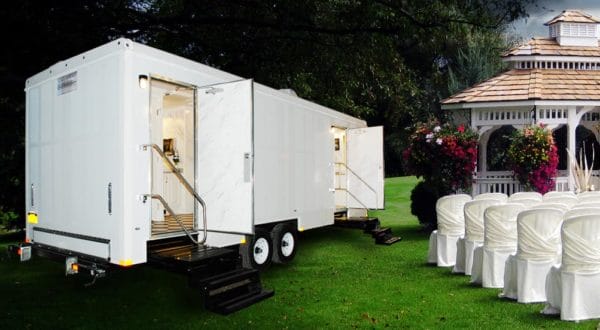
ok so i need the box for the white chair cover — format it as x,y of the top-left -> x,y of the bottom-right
479,204 -> 526,288
462,199 -> 502,276
543,215 -> 600,321
452,237 -> 466,274
576,194 -> 600,204
543,191 -> 575,200
577,190 -> 600,198
563,207 -> 600,220
510,198 -> 541,209
570,202 -> 600,210
474,192 -> 508,203
427,194 -> 472,266
530,202 -> 570,212
542,196 -> 578,208
509,192 -> 542,202
427,231 -> 437,264
503,208 -> 564,303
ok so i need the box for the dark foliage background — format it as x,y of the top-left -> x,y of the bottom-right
0,0 -> 536,226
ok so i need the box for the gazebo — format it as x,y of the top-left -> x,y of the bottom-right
442,9 -> 600,195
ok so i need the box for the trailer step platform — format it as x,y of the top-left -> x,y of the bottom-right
148,237 -> 274,313
334,217 -> 402,245
190,268 -> 274,315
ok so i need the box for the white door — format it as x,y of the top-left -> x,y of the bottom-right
196,79 -> 254,234
346,126 -> 384,209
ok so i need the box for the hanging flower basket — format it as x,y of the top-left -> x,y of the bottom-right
403,121 -> 478,194
507,124 -> 558,194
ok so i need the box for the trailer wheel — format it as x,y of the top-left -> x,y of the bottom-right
271,223 -> 297,264
241,228 -> 272,270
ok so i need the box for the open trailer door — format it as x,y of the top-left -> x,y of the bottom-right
196,79 -> 254,235
346,126 -> 384,209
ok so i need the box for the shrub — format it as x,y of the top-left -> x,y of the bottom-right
507,124 -> 558,194
410,181 -> 439,230
0,209 -> 20,231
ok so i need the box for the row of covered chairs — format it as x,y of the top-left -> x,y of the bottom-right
427,191 -> 600,322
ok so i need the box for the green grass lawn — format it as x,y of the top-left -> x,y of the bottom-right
1,177 -> 597,329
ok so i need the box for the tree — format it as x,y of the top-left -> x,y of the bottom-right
0,0 -> 536,226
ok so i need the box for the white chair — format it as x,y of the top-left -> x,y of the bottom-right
543,191 -> 576,200
477,204 -> 526,288
543,215 -> 600,321
427,194 -> 472,266
509,192 -> 542,202
577,193 -> 600,204
564,207 -> 600,220
542,195 -> 578,208
461,199 -> 503,276
500,208 -> 564,303
474,192 -> 508,203
510,198 -> 541,209
530,202 -> 570,212
570,202 -> 600,210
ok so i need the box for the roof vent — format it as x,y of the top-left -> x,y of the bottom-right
545,10 -> 600,46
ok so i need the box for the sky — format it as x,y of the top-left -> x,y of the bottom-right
510,0 -> 600,40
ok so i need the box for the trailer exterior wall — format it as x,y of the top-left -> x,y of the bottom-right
26,38 -> 370,266
26,43 -> 126,264
253,89 -> 366,230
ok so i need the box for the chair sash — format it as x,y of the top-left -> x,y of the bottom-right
562,216 -> 600,274
465,199 -> 502,242
437,194 -> 471,236
484,204 -> 525,249
517,209 -> 564,261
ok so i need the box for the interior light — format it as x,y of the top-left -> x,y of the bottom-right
139,75 -> 149,89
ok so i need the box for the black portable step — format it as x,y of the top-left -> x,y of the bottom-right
376,235 -> 402,245
334,216 -> 401,245
334,217 -> 380,232
371,227 -> 391,238
194,267 -> 273,315
212,289 -> 274,315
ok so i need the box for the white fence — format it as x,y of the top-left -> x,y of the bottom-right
473,171 -> 570,196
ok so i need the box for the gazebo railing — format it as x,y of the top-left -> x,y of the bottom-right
473,171 -> 571,196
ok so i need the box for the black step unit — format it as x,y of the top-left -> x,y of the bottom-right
334,216 -> 402,245
147,236 -> 274,314
192,267 -> 274,315
334,217 -> 380,232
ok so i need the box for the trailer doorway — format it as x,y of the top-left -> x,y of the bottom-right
149,78 -> 196,237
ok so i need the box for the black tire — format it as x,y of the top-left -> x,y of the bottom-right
271,223 -> 298,264
240,228 -> 273,271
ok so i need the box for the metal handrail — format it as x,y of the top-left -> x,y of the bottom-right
334,188 -> 371,211
146,194 -> 200,245
334,162 -> 378,208
143,143 -> 207,245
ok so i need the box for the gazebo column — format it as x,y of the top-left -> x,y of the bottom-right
477,126 -> 494,178
567,106 -> 578,191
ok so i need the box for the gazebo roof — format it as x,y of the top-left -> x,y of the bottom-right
503,38 -> 600,57
442,69 -> 600,104
545,9 -> 600,25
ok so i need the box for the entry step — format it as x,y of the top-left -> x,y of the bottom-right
192,267 -> 274,315
334,216 -> 402,245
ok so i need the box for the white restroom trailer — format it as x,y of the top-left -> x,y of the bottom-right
24,38 -> 384,272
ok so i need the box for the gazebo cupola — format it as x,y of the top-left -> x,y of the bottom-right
441,9 -> 600,195
546,9 -> 600,47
